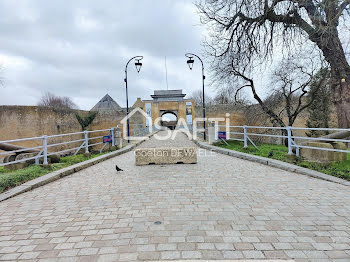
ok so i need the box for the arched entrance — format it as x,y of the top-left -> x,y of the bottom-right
161,111 -> 178,130
139,90 -> 195,129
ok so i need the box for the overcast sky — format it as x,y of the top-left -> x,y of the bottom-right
0,0 -> 216,110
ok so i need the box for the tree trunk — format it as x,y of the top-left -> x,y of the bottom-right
317,33 -> 350,128
331,76 -> 350,128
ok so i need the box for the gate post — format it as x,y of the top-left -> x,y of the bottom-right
243,126 -> 248,148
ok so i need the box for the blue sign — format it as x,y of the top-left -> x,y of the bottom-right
103,135 -> 112,143
218,131 -> 226,140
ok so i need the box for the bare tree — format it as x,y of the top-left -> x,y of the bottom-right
214,86 -> 235,104
198,0 -> 350,128
38,92 -> 78,110
189,89 -> 214,106
234,56 -> 328,127
214,78 -> 247,104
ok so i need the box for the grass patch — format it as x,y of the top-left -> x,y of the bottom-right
214,140 -> 350,181
0,150 -> 113,194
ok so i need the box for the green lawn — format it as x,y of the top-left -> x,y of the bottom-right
0,151 -> 112,194
214,140 -> 350,181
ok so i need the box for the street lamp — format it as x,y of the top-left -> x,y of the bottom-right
124,56 -> 143,143
185,53 -> 206,141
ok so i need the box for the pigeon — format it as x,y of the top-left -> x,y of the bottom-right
268,151 -> 274,157
115,165 -> 123,172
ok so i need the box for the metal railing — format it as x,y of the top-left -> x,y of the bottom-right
0,125 -> 151,167
215,125 -> 350,156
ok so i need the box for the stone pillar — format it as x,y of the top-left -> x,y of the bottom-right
115,127 -> 123,148
208,125 -> 216,144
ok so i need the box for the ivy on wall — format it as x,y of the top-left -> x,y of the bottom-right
75,112 -> 98,131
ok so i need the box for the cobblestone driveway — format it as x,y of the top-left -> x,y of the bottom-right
0,132 -> 350,261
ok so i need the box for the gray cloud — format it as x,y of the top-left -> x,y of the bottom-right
0,0 -> 210,109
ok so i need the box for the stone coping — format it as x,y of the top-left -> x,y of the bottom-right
194,140 -> 350,187
0,132 -> 157,202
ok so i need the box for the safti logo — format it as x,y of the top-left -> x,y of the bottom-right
120,108 -> 153,141
120,108 -> 232,141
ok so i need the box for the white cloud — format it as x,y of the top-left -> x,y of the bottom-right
0,0 -> 208,110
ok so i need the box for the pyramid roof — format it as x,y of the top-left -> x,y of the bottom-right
91,94 -> 122,112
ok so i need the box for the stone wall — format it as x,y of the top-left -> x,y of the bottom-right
0,106 -> 127,149
195,104 -> 246,126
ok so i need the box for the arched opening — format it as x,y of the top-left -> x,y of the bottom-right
161,111 -> 178,130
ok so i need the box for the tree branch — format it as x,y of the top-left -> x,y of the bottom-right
233,69 -> 286,127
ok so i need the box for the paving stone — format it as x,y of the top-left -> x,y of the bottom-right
0,246 -> 19,253
137,251 -> 160,260
78,247 -> 99,256
253,242 -> 274,250
0,253 -> 21,260
160,251 -> 180,259
37,250 -> 60,258
242,250 -> 265,258
156,243 -> 177,251
197,243 -> 215,250
234,242 -> 254,250
96,254 -> 119,262
136,244 -> 155,252
18,251 -> 41,259
264,250 -> 288,259
200,250 -> 223,259
17,245 -> 37,252
181,250 -> 202,259
98,247 -> 118,254
55,243 -> 75,250
177,243 -> 195,250
168,236 -> 184,243
292,242 -> 315,250
223,250 -> 244,259
312,242 -> 333,250
214,243 -> 234,250
304,250 -> 329,259
325,250 -> 349,259
186,236 -> 204,242
58,249 -> 79,257
285,250 -> 308,258
119,252 -> 138,261
273,242 -> 294,250
0,130 -> 349,261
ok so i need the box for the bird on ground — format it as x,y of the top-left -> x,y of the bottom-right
116,165 -> 123,171
268,151 -> 274,157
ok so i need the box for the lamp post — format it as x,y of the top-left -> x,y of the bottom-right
124,56 -> 143,143
185,53 -> 206,141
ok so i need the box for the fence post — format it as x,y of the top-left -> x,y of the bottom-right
287,126 -> 293,155
111,128 -> 115,147
243,126 -> 248,148
84,131 -> 89,153
43,135 -> 48,165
